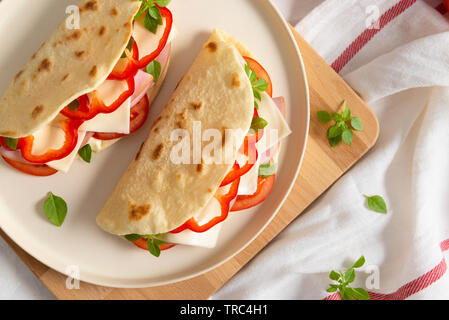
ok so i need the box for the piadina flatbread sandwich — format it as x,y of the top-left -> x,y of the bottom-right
0,0 -> 175,176
96,29 -> 292,256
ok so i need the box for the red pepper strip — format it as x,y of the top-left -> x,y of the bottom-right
170,176 -> 241,234
243,56 -> 273,97
220,143 -> 258,187
60,76 -> 136,121
134,6 -> 173,69
108,37 -> 140,80
18,119 -> 83,164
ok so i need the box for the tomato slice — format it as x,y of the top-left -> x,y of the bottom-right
170,176 -> 240,234
1,155 -> 57,177
444,0 -> 449,12
93,94 -> 150,141
132,237 -> 176,251
231,175 -> 276,212
244,56 -> 273,97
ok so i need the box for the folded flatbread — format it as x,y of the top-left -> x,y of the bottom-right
96,30 -> 255,235
0,0 -> 141,138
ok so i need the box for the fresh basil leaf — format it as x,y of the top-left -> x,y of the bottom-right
342,129 -> 353,146
341,101 -> 351,121
4,137 -> 18,150
147,238 -> 161,257
351,287 -> 370,300
328,125 -> 343,139
253,88 -> 262,101
326,285 -> 339,293
317,111 -> 332,123
146,60 -> 162,82
43,192 -> 67,227
329,135 -> 342,147
254,101 -> 259,110
364,195 -> 387,214
351,117 -> 363,131
125,234 -> 143,242
148,5 -> 162,20
333,112 -> 343,123
244,62 -> 251,77
249,70 -> 257,83
352,255 -> 366,269
341,287 -> 356,300
67,99 -> 80,111
78,144 -> 92,163
254,78 -> 268,91
329,270 -> 340,281
259,163 -> 277,178
344,268 -> 355,283
251,117 -> 268,132
143,11 -> 161,34
154,0 -> 171,7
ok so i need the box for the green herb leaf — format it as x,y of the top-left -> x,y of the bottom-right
154,0 -> 171,7
78,144 -> 92,163
342,129 -> 353,146
329,270 -> 340,281
344,268 -> 355,283
328,125 -> 343,139
259,163 -> 277,178
341,101 -> 351,121
67,99 -> 80,111
350,287 -> 371,300
352,255 -> 366,269
329,135 -> 342,147
43,192 -> 67,227
254,78 -> 268,91
351,117 -> 363,131
317,111 -> 332,123
147,237 -> 161,257
326,285 -> 338,293
125,234 -> 143,242
143,7 -> 162,34
146,60 -> 162,82
364,195 -> 387,214
251,117 -> 268,132
3,137 -> 18,150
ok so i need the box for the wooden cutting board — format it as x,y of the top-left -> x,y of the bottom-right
0,26 -> 379,300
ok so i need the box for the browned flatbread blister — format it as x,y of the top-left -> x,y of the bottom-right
0,0 -> 141,138
96,30 -> 255,235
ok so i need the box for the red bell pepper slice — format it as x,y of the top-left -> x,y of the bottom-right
1,155 -> 58,177
170,176 -> 241,234
231,174 -> 276,212
134,6 -> 173,70
108,37 -> 140,81
60,75 -> 135,121
18,119 -> 83,164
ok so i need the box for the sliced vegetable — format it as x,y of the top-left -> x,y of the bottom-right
131,237 -> 176,252
231,174 -> 275,212
170,176 -> 240,233
243,56 -> 273,97
61,76 -> 136,121
19,119 -> 83,164
93,94 -> 150,141
108,37 -> 140,81
1,155 -> 57,177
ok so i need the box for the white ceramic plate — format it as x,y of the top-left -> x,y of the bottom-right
0,0 -> 309,288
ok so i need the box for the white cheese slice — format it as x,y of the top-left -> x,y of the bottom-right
236,151 -> 260,196
89,137 -> 120,153
81,99 -> 130,134
46,130 -> 87,173
256,92 -> 291,154
158,197 -> 224,248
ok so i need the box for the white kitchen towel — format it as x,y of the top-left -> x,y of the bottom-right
213,0 -> 449,300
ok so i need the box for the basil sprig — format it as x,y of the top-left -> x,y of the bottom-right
317,100 -> 363,147
146,60 -> 162,82
259,163 -> 277,178
327,255 -> 370,300
364,195 -> 387,214
135,0 -> 171,34
43,192 -> 68,227
250,117 -> 268,132
125,234 -> 166,257
244,60 -> 268,110
78,144 -> 92,163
